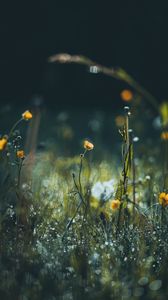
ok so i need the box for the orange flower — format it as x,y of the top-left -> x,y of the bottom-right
84,140 -> 94,151
110,199 -> 121,210
16,150 -> 25,159
159,192 -> 168,207
22,110 -> 33,120
0,137 -> 8,150
120,89 -> 133,102
161,131 -> 168,140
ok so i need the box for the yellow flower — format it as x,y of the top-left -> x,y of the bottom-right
161,131 -> 168,140
120,89 -> 133,102
0,137 -> 8,150
159,192 -> 166,199
159,192 -> 168,207
84,140 -> 94,151
16,150 -> 25,159
22,110 -> 33,120
110,199 -> 121,210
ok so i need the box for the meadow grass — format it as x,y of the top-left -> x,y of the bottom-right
0,74 -> 168,299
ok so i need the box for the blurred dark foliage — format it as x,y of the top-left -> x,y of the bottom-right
0,1 -> 168,108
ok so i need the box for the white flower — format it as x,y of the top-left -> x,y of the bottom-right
42,179 -> 50,188
91,179 -> 115,201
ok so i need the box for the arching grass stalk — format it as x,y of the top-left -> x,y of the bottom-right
123,106 -> 131,194
72,172 -> 86,207
129,129 -> 136,214
116,107 -> 132,236
8,110 -> 33,140
78,149 -> 87,194
163,138 -> 168,190
17,157 -> 25,188
48,53 -> 159,112
160,103 -> 168,189
62,173 -> 86,241
62,185 -> 85,241
8,118 -> 24,140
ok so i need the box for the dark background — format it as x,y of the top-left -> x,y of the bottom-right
0,1 -> 168,109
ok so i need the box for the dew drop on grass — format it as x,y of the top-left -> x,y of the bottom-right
149,280 -> 162,291
93,252 -> 99,260
138,277 -> 149,286
66,267 -> 74,274
95,269 -> 101,275
89,66 -> 99,73
133,287 -> 144,297
133,136 -> 139,142
119,245 -> 124,252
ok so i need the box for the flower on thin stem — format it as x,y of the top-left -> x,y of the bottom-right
16,150 -> 25,159
0,137 -> 8,151
159,192 -> 168,207
110,199 -> 121,210
22,110 -> 33,121
83,140 -> 94,151
8,110 -> 32,140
